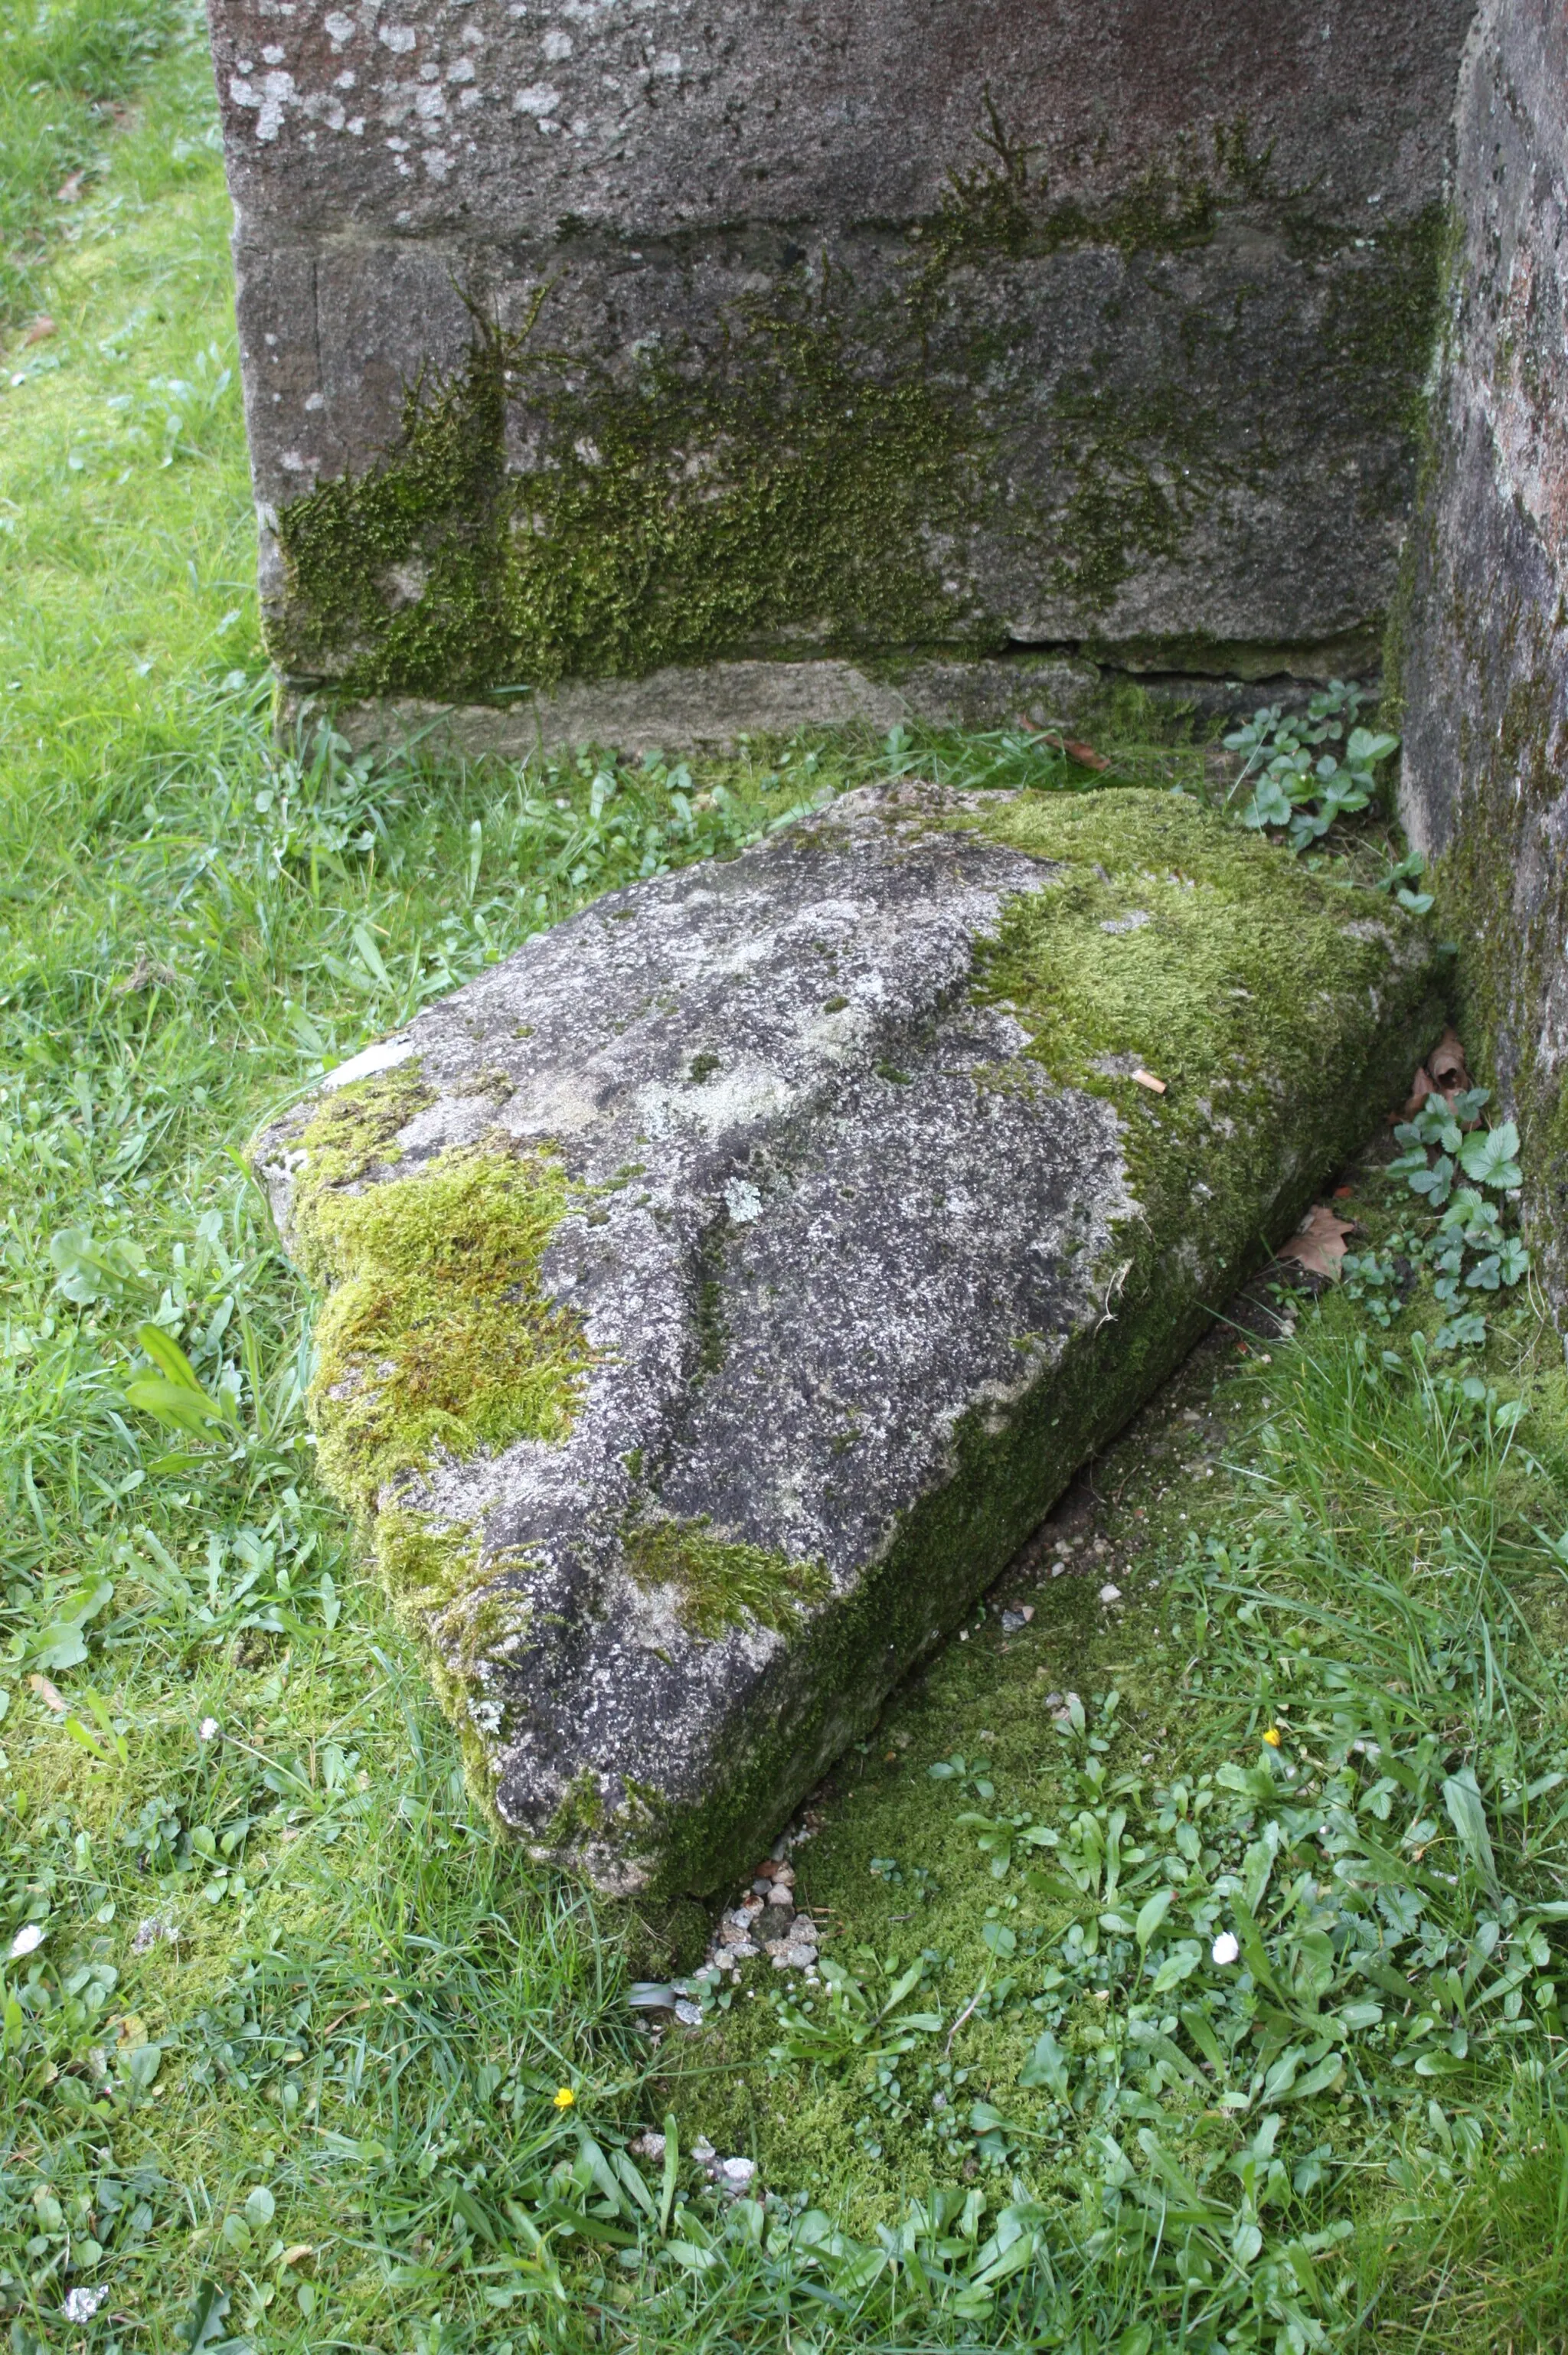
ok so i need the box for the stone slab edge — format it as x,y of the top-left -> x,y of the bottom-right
283,645 -> 1383,761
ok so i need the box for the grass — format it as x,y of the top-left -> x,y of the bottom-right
3,13 -> 1568,2353
0,0 -> 177,330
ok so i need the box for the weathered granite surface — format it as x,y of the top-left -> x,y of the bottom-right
251,783 -> 1442,1895
1399,0 -> 1568,1309
208,0 -> 1474,727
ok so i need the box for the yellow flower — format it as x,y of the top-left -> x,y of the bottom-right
1263,1727 -> 1282,1747
553,2086 -> 577,2109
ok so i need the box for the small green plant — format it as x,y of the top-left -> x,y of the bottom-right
769,1953 -> 943,2080
1340,1094 -> 1532,1351
1224,681 -> 1399,850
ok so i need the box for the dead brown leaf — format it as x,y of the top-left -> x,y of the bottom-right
1402,1063 -> 1438,1119
1279,1204 -> 1354,1282
1017,722 -> 1112,772
1402,1028 -> 1476,1123
21,315 -> 55,346
56,171 -> 85,203
1427,1025 -> 1472,1097
28,1673 -> 67,1713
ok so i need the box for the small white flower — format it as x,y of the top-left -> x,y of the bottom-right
1211,1931 -> 1240,1967
198,1717 -> 220,1741
64,2286 -> 109,2323
8,1922 -> 44,1959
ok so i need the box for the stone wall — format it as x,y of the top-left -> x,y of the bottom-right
208,0 -> 1475,739
1398,0 -> 1568,1305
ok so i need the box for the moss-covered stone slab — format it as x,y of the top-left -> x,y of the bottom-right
250,786 -> 1443,1895
211,0 -> 1472,716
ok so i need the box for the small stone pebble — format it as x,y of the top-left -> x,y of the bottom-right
720,2156 -> 756,2190
1099,1582 -> 1122,1603
674,1998 -> 704,2026
766,1882 -> 794,1907
629,2131 -> 666,2161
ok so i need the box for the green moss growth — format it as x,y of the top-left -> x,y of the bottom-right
1042,381 -> 1225,614
260,1069 -> 574,1696
966,791 -> 1442,1271
272,1089 -> 588,1821
625,1515 -> 831,1640
282,1061 -> 436,1283
374,1503 -> 483,1620
270,99 -> 1447,697
294,1126 -> 592,1517
276,295 -> 986,701
543,1768 -> 608,1849
919,108 -> 1273,274
1322,204 -> 1449,437
1428,642 -> 1568,1304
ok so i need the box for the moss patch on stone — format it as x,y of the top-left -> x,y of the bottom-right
282,1061 -> 436,1284
1427,644 -> 1568,1305
625,1514 -> 831,1641
269,104 -> 1447,701
373,1503 -> 484,1622
967,789 -> 1443,1306
275,296 -> 987,701
295,1125 -> 592,1517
